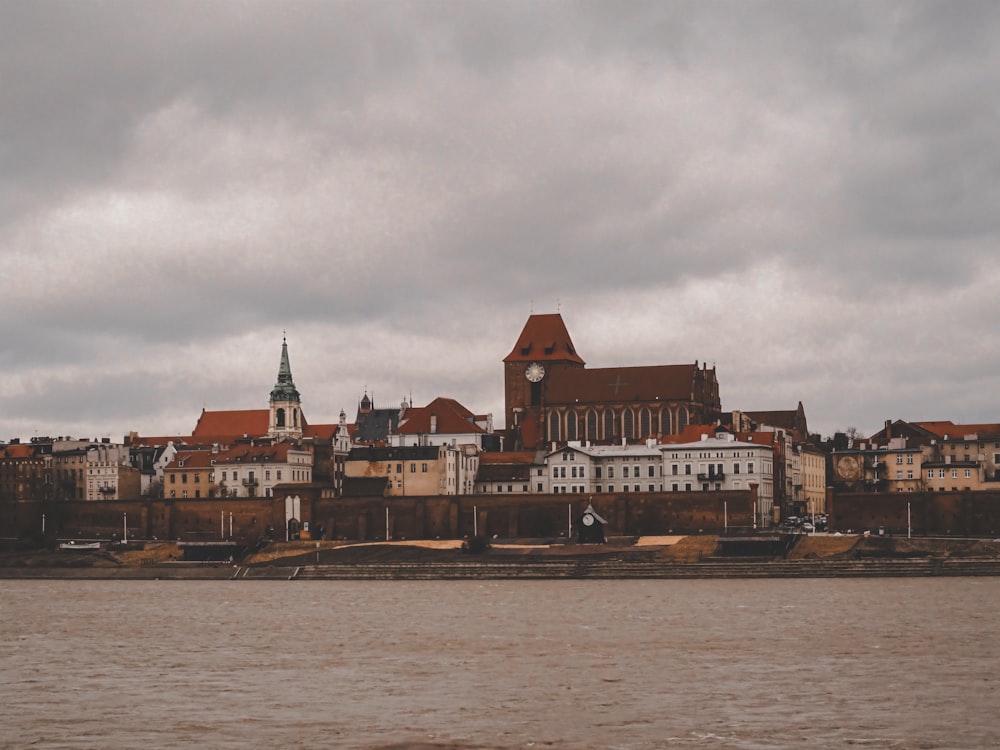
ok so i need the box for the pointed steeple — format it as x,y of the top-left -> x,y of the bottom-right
270,335 -> 301,403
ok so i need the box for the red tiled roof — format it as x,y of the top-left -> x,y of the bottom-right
396,397 -> 485,435
504,313 -> 586,365
915,421 -> 1000,439
166,442 -> 301,470
304,423 -> 339,440
2,444 -> 36,459
192,409 -> 269,440
544,364 -> 697,405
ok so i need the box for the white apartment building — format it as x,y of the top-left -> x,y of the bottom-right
659,434 -> 774,527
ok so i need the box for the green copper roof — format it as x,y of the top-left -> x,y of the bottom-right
269,337 -> 301,402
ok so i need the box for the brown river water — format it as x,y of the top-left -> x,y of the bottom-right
2,578 -> 998,749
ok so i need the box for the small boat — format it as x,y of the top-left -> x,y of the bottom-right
59,541 -> 101,550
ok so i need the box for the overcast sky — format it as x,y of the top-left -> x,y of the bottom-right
3,1 -> 999,443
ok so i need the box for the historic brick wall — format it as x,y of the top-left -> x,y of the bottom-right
830,490 -> 1000,536
314,490 -> 757,541
3,488 -> 757,541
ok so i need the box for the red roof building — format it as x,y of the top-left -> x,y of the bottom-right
503,313 -> 721,450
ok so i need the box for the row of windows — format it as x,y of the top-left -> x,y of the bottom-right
547,406 -> 691,442
927,469 -> 973,479
552,481 -> 755,493
385,463 -> 430,473
168,468 -> 313,484
168,487 -> 278,499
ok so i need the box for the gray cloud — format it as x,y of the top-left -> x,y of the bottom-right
2,1 -> 999,442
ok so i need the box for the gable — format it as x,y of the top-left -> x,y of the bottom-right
504,313 -> 585,365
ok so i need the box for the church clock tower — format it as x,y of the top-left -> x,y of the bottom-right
269,336 -> 303,440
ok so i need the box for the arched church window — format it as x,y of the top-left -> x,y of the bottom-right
293,409 -> 299,428
661,408 -> 672,435
677,406 -> 688,432
586,410 -> 599,441
603,409 -> 615,440
276,408 -> 286,428
623,409 -> 635,440
566,411 -> 578,441
548,411 -> 561,442
640,408 -> 651,438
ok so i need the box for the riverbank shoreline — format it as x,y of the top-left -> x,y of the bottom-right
3,534 -> 1000,580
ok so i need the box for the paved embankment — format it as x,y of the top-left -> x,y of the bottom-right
250,556 -> 1000,580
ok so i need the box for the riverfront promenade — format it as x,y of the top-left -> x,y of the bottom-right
3,534 -> 1000,580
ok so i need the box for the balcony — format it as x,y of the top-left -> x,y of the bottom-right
697,470 -> 725,481
242,478 -> 259,487
98,486 -> 116,495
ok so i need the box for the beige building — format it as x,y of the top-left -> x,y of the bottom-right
346,443 -> 479,496
86,443 -> 141,501
878,444 -> 924,493
800,444 -> 827,514
164,443 -> 313,499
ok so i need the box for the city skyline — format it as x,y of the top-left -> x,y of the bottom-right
3,3 -> 999,442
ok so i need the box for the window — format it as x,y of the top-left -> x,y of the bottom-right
623,409 -> 635,440
906,456 -> 913,464
896,471 -> 902,479
951,469 -> 958,478
276,470 -> 281,480
548,411 -> 561,441
671,464 -> 679,475
685,482 -> 692,491
608,466 -> 615,479
748,462 -> 755,474
648,465 -> 655,477
685,464 -> 692,475
170,474 -> 176,484
907,470 -> 913,479
194,474 -> 200,483
422,463 -> 428,472
623,466 -> 630,478
928,470 -> 934,479
671,483 -> 679,491
265,470 -> 271,480
939,469 -> 945,478
733,463 -> 740,475
896,456 -> 903,464
965,469 -> 971,478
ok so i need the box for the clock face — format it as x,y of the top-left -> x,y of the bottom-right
837,456 -> 860,480
525,362 -> 545,382
582,513 -> 595,526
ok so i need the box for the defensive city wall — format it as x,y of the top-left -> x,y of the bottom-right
2,490 -> 760,542
5,488 -> 1000,542
829,490 -> 1000,537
